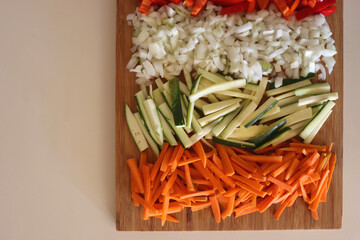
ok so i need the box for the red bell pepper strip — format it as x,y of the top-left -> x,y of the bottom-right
272,0 -> 290,18
210,0 -> 245,6
257,0 -> 270,10
220,1 -> 249,15
320,5 -> 336,16
138,0 -> 152,15
191,0 -> 208,17
184,0 -> 194,7
295,0 -> 336,20
170,0 -> 182,4
248,0 -> 256,12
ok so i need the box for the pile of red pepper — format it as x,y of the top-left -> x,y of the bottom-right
138,0 -> 336,20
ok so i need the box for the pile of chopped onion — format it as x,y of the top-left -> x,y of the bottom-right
126,2 -> 336,85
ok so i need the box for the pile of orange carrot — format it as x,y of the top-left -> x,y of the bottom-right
127,139 -> 336,225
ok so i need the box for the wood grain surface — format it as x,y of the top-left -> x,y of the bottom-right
116,0 -> 343,231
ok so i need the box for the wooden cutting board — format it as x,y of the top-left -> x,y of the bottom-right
116,0 -> 343,231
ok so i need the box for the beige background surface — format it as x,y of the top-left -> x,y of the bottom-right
0,0 -> 359,239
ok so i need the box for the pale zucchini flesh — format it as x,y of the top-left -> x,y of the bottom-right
299,100 -> 335,139
304,110 -> 332,143
134,112 -> 159,156
186,74 -> 201,128
229,125 -> 269,141
213,136 -> 255,149
278,95 -> 303,107
295,82 -> 330,96
266,79 -> 312,97
260,103 -> 306,123
202,98 -> 241,115
259,105 -> 280,119
250,120 -> 286,146
125,104 -> 149,152
212,108 -> 241,136
143,99 -> 163,144
189,118 -> 222,145
158,113 -> 178,146
254,77 -> 268,105
221,101 -> 258,139
272,107 -> 313,129
271,128 -> 302,147
198,102 -> 240,127
275,91 -> 295,100
216,91 -> 255,100
243,97 -> 278,128
298,92 -> 338,106
189,79 -> 246,102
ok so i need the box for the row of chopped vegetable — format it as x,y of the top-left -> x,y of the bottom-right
138,0 -> 336,20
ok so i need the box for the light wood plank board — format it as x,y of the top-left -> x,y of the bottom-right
116,0 -> 343,231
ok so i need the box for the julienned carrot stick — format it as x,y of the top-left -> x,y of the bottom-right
235,206 -> 258,217
223,187 -> 242,197
221,194 -> 235,219
285,158 -> 299,180
192,178 -> 213,186
299,151 -> 320,170
139,151 -> 147,173
193,161 -> 226,193
206,160 -> 236,188
151,144 -> 169,180
231,175 -> 264,191
127,158 -> 145,194
273,159 -> 292,177
184,164 -> 195,192
191,201 -> 212,211
154,214 -> 179,223
142,165 -> 151,220
193,141 -> 207,167
273,193 -> 294,220
303,172 -> 321,185
267,176 -> 293,192
289,143 -> 327,152
257,195 -> 276,213
308,170 -> 330,204
213,153 -> 224,171
177,156 -> 201,166
230,155 -> 257,173
232,147 -> 253,155
179,189 -> 215,199
170,144 -> 184,172
254,142 -> 287,154
232,162 -> 252,178
327,154 -> 336,190
209,195 -> 221,223
162,170 -> 178,195
240,155 -> 283,163
161,193 -> 170,226
160,146 -> 174,172
235,181 -> 267,197
216,144 -> 235,176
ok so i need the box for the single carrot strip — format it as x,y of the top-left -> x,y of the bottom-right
142,164 -> 151,220
235,181 -> 267,197
193,161 -> 226,193
175,178 -> 188,195
131,192 -> 158,213
303,172 -> 321,185
327,153 -> 337,190
308,170 -> 330,204
311,210 -> 319,220
273,159 -> 292,177
160,146 -> 174,172
217,194 -> 228,209
221,195 -> 235,219
161,193 -> 170,226
257,195 -> 276,213
285,158 -> 300,181
238,192 -> 252,203
127,158 -> 145,194
241,154 -> 283,163
206,160 -> 236,188
130,175 -> 140,206
286,167 -> 309,185
309,179 -> 327,211
232,147 -> 253,155
231,175 -> 264,191
251,173 -> 266,182
273,193 -> 294,220
216,144 -> 235,176
267,176 -> 293,192
168,144 -> 183,172
299,181 -> 309,203
279,147 -> 318,154
191,201 -> 212,212
162,170 -> 178,195
154,202 -> 182,209
184,164 -> 195,192
230,156 -> 257,173
289,143 -> 327,152
252,194 -> 257,207
209,195 -> 221,223
288,191 -> 299,207
192,178 -> 213,187
275,191 -> 292,204
291,137 -> 302,143
316,152 -> 331,172
223,187 -> 242,197
160,167 -> 171,181
177,156 -> 201,166
232,162 -> 252,178
150,144 -> 169,181
235,206 -> 258,217
213,153 -> 225,171
193,196 -> 208,202
154,214 -> 179,223
328,142 -> 334,152
300,151 -> 320,170
270,185 -> 280,197
254,142 -> 288,154
234,202 -> 252,214
193,141 -> 207,168
179,189 -> 215,199
263,152 -> 295,176
150,185 -> 163,205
